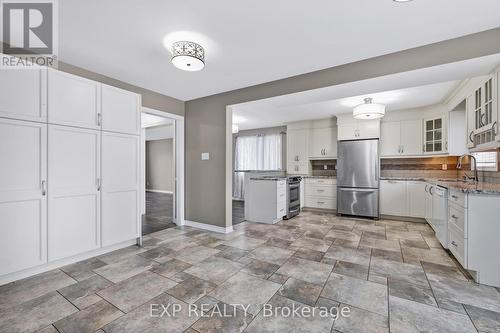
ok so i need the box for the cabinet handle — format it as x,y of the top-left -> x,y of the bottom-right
41,180 -> 46,196
493,121 -> 497,136
451,241 -> 458,247
401,146 -> 404,154
97,113 -> 102,126
97,178 -> 101,191
469,131 -> 474,143
425,185 -> 428,193
451,214 -> 458,219
451,195 -> 458,199
480,113 -> 486,127
317,201 -> 325,204
317,189 -> 325,192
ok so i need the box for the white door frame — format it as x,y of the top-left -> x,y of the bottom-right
141,107 -> 185,227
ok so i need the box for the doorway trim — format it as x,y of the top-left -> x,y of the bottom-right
141,107 -> 185,228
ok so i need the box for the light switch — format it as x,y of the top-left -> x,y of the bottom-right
201,152 -> 210,160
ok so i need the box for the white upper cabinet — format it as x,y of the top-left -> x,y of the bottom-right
423,115 -> 447,154
401,120 -> 423,156
381,120 -> 422,157
380,122 -> 401,156
48,69 -> 101,130
287,128 -> 309,175
0,119 -> 47,276
309,127 -> 337,159
0,68 -> 47,122
337,118 -> 380,141
101,84 -> 141,135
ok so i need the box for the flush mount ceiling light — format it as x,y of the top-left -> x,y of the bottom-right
171,41 -> 205,71
353,98 -> 386,120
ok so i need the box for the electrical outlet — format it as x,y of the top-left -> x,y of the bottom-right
442,164 -> 447,170
324,165 -> 328,170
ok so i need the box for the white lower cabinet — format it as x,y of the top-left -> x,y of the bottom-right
0,119 -> 47,276
380,180 -> 407,216
304,178 -> 337,210
381,180 -> 426,218
48,125 -> 101,261
246,179 -> 287,224
407,181 -> 426,218
101,132 -> 140,246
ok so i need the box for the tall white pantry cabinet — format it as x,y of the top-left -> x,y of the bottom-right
0,67 -> 141,283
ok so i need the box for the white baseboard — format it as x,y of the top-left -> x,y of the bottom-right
0,239 -> 137,286
146,189 -> 173,194
184,220 -> 234,234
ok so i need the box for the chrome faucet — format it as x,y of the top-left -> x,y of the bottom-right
457,154 -> 479,183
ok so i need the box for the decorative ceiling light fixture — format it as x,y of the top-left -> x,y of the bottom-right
171,41 -> 205,71
232,124 -> 239,134
353,98 -> 386,120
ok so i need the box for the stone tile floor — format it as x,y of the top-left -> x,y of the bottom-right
1,211 -> 500,332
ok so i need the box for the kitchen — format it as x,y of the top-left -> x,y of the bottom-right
232,54 -> 500,287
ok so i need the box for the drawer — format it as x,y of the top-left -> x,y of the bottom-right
277,180 -> 287,188
277,201 -> 286,218
448,190 -> 467,208
305,178 -> 336,186
277,187 -> 287,201
448,204 -> 466,235
305,185 -> 336,198
305,196 -> 336,210
448,223 -> 467,267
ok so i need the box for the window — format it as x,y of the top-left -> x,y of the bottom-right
472,151 -> 498,171
233,133 -> 283,199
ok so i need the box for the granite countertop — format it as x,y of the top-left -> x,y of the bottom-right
380,177 -> 500,195
301,175 -> 336,179
250,177 -> 287,181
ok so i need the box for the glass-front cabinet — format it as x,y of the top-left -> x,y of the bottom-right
423,116 -> 447,154
467,75 -> 498,148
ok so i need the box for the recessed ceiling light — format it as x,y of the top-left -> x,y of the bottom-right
171,41 -> 205,72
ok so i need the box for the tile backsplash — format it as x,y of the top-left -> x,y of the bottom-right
311,159 -> 336,177
381,157 -> 459,179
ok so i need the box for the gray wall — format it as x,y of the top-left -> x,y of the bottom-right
146,139 -> 174,192
185,27 -> 500,227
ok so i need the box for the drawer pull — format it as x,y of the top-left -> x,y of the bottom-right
317,201 -> 325,204
451,241 -> 458,247
451,195 -> 459,199
451,215 -> 458,219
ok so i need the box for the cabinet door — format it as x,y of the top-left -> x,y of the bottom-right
287,129 -> 309,163
401,120 -> 423,156
0,119 -> 47,276
466,95 -> 476,148
0,68 -> 46,122
337,123 -> 357,141
101,85 -> 141,135
48,69 -> 100,129
102,132 -> 140,246
380,180 -> 407,216
380,122 -> 401,156
357,120 -> 380,139
309,127 -> 336,158
423,116 -> 447,154
407,181 -> 426,218
48,125 -> 101,261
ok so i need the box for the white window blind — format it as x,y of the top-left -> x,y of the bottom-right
472,151 -> 498,171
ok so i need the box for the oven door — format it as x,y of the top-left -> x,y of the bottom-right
288,183 -> 300,207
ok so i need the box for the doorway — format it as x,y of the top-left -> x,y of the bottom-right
141,108 -> 185,236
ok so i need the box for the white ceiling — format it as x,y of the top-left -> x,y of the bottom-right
141,113 -> 174,128
232,54 -> 500,130
58,0 -> 500,101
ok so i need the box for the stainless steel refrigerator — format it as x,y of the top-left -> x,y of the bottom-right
337,139 -> 380,218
